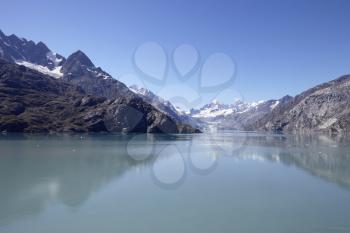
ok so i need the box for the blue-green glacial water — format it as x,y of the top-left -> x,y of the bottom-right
0,132 -> 350,233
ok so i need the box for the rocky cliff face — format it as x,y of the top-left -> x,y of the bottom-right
0,60 -> 199,133
250,75 -> 350,133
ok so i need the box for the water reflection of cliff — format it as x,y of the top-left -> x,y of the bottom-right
232,133 -> 350,190
0,134 -> 177,224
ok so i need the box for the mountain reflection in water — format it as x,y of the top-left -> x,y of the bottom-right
0,132 -> 349,228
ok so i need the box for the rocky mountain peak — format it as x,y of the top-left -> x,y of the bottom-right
281,95 -> 293,102
68,50 -> 94,67
202,99 -> 224,110
8,34 -> 21,41
0,30 -> 5,39
62,50 -> 94,74
0,30 -> 65,70
36,41 -> 50,54
129,85 -> 151,96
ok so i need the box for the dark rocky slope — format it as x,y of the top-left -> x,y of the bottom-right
0,60 -> 199,133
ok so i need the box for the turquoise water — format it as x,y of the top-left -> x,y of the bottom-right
0,132 -> 350,233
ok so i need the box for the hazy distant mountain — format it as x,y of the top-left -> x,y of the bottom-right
129,85 -> 200,127
188,99 -> 279,130
129,85 -> 185,118
233,95 -> 293,130
190,99 -> 264,118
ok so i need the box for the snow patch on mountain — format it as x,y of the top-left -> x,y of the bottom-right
2,41 -> 10,47
318,118 -> 338,129
86,68 -> 112,80
129,85 -> 150,96
16,61 -> 63,79
46,52 -> 63,66
270,100 -> 280,110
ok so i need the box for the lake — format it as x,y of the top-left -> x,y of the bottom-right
0,132 -> 350,233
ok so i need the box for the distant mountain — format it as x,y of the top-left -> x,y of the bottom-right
0,30 -> 199,133
129,85 -> 200,127
188,99 -> 276,130
232,96 -> 293,130
0,60 -> 200,133
190,99 -> 264,119
129,85 -> 185,118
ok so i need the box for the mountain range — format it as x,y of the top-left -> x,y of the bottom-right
1,29 -> 350,133
131,77 -> 350,134
0,30 -> 199,133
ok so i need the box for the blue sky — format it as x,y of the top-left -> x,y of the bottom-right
1,0 -> 350,105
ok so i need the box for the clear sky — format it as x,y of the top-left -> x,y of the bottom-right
1,0 -> 350,105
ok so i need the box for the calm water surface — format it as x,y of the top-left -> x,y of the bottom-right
0,132 -> 350,233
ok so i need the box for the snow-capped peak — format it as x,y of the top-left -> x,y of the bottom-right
212,99 -> 220,105
129,85 -> 151,96
191,99 -> 266,118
